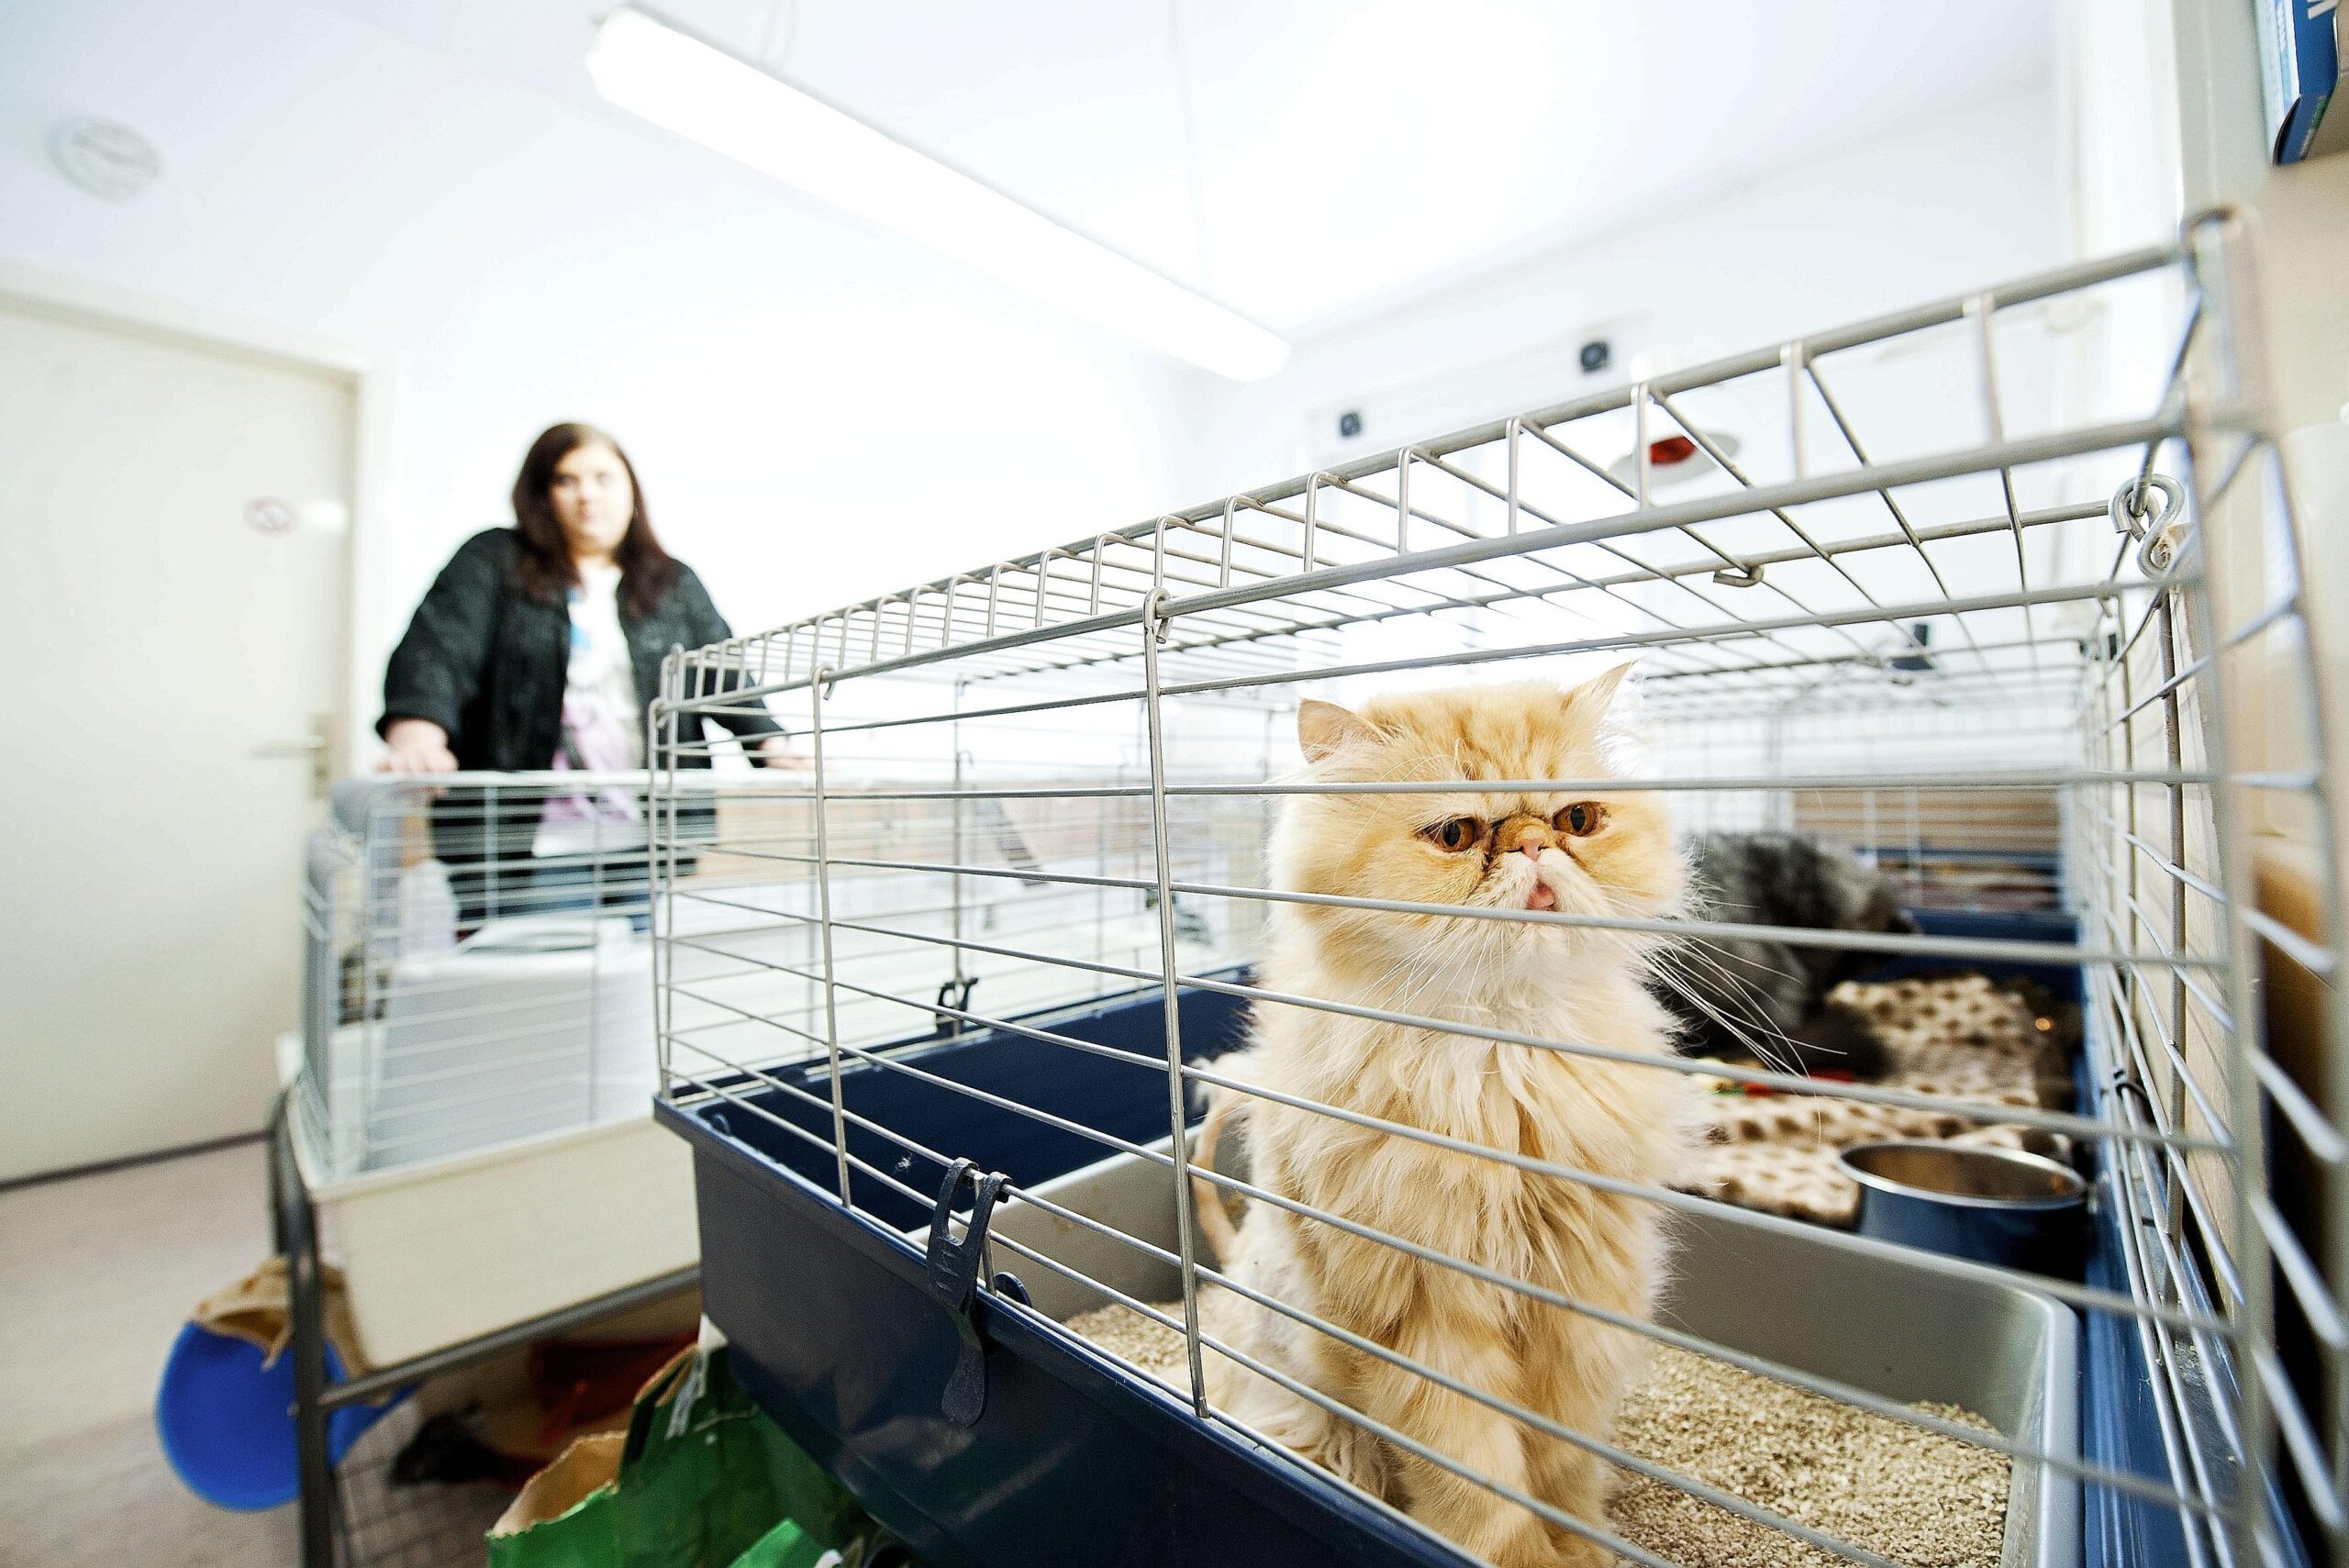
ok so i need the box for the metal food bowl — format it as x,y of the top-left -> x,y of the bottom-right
1841,1140 -> 2089,1274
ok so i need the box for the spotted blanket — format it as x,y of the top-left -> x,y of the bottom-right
1687,973 -> 2075,1228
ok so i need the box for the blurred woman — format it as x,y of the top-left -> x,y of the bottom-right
379,422 -> 789,919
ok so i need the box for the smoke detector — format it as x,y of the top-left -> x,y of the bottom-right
50,117 -> 161,201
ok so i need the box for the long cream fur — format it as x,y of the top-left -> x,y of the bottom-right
1199,674 -> 1698,1568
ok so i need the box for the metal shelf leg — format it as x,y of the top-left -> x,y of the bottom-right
273,1093 -> 337,1568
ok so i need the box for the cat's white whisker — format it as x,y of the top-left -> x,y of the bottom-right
1644,925 -> 1796,1058
1644,961 -> 1798,1080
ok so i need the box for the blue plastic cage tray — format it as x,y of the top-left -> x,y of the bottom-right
659,937 -> 2118,1568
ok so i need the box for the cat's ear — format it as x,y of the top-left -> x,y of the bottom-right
1297,699 -> 1382,762
1564,662 -> 1639,716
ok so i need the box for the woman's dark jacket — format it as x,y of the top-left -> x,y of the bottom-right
379,527 -> 781,768
380,528 -> 779,910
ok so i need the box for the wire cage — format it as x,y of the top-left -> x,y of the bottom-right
647,216 -> 2343,1568
296,773 -> 682,1178
281,777 -> 719,1568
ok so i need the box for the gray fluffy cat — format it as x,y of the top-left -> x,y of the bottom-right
1655,831 -> 1919,1080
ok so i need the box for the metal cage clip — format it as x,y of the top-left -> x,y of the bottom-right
2110,473 -> 2188,575
925,1158 -> 1008,1427
930,976 -> 978,1039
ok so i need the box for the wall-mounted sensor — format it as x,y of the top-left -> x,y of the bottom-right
1890,622 -> 1936,673
50,117 -> 161,201
1299,313 -> 1646,466
1606,429 -> 1742,491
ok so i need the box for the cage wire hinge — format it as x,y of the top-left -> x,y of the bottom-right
2111,473 -> 2188,575
925,1159 -> 1008,1427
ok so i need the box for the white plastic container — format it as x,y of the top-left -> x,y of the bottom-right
368,914 -> 655,1169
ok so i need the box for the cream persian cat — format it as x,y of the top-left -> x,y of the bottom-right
1197,672 -> 1696,1568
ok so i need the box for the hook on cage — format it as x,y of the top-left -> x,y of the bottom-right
2105,1064 -> 2159,1119
2110,473 -> 2183,537
931,976 -> 977,1040
2110,473 -> 2188,575
1711,562 -> 1765,589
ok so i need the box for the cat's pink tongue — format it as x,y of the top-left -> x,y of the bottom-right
1526,883 -> 1557,911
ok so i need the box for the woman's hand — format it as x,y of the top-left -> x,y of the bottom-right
757,734 -> 810,772
380,717 -> 458,774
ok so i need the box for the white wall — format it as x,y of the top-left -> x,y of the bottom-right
2160,0 -> 2349,869
0,0 -> 1210,758
1187,88 -> 2065,500
2056,0 -> 2349,856
2168,0 -> 2349,431
1,0 -> 2072,764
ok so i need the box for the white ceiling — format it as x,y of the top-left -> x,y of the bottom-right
317,0 -> 2054,339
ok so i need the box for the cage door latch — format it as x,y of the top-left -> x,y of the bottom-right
924,1158 -> 1008,1428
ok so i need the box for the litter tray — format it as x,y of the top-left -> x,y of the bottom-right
996,1135 -> 2080,1568
660,980 -> 2078,1568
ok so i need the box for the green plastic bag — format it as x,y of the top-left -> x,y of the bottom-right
488,1347 -> 873,1568
728,1518 -> 839,1568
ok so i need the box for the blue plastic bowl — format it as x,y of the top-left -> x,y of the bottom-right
155,1322 -> 407,1510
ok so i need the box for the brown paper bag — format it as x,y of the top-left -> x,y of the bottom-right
492,1430 -> 628,1538
192,1256 -> 369,1373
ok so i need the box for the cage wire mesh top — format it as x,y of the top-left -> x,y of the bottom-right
649,219 -> 2344,1568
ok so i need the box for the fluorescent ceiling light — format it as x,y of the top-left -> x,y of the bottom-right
588,6 -> 1289,382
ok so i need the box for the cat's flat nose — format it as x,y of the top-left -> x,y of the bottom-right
1517,828 -> 1548,859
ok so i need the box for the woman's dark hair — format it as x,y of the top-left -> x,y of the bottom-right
510,422 -> 678,617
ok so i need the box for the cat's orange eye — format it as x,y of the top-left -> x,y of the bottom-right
1556,802 -> 1607,837
1423,817 -> 1484,852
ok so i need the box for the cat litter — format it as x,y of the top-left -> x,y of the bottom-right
1063,1302 -> 1194,1382
1064,1305 -> 2009,1567
1608,1343 -> 2008,1568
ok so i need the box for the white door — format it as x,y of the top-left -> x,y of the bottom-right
0,293 -> 352,1183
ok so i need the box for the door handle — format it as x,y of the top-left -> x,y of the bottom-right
254,714 -> 334,798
